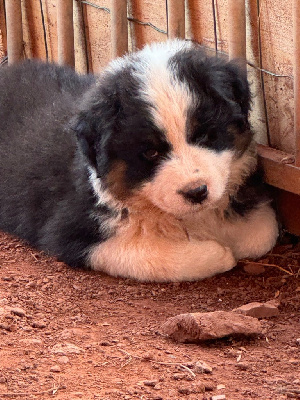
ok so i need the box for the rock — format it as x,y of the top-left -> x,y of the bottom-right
178,387 -> 190,395
236,362 -> 249,370
50,365 -> 61,373
143,380 -> 158,387
161,311 -> 262,343
233,301 -> 279,319
31,321 -> 47,329
243,263 -> 265,275
194,360 -> 213,374
211,395 -> 226,400
8,307 -> 26,317
58,356 -> 70,364
52,342 -> 83,355
217,384 -> 226,390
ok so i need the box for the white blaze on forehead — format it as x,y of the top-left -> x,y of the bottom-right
128,40 -> 195,151
144,67 -> 194,151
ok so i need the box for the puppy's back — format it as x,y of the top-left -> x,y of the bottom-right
0,61 -> 98,259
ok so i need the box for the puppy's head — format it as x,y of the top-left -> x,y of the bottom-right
73,40 -> 255,216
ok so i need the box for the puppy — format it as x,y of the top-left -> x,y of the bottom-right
0,40 -> 278,281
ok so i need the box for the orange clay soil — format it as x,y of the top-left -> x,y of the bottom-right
0,231 -> 299,400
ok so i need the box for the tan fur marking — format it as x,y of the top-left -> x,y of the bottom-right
105,161 -> 130,201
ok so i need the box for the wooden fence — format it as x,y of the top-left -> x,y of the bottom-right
0,0 -> 300,234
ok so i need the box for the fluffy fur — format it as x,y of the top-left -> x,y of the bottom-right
0,40 -> 278,281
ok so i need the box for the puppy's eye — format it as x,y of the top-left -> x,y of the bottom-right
142,149 -> 159,160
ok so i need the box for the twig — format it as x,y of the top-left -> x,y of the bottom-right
243,260 -> 295,276
117,348 -> 196,378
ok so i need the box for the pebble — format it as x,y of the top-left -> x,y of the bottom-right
243,263 -> 265,275
31,321 -> 47,329
143,380 -> 158,387
211,395 -> 226,400
178,387 -> 190,395
50,365 -> 61,373
58,356 -> 70,364
217,384 -> 226,390
52,342 -> 83,355
236,362 -> 249,371
194,360 -> 213,374
233,301 -> 279,319
9,307 -> 26,317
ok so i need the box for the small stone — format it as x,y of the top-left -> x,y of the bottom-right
211,395 -> 226,400
0,377 -> 7,384
52,343 -> 83,355
194,360 -> 213,374
9,307 -> 26,317
31,321 -> 47,329
236,362 -> 249,370
243,263 -> 265,275
296,338 -> 300,346
178,387 -> 190,395
58,356 -> 69,364
143,380 -> 158,387
50,365 -> 61,373
172,373 -> 186,380
233,301 -> 279,319
217,384 -> 226,390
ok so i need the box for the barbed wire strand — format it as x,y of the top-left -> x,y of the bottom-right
39,0 -> 48,61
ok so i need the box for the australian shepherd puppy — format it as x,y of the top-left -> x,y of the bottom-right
0,40 -> 278,281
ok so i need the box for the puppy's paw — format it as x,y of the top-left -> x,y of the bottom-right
220,246 -> 236,272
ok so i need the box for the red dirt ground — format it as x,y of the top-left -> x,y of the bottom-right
0,231 -> 299,400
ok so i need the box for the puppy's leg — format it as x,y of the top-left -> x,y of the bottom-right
224,204 -> 278,260
89,236 -> 236,282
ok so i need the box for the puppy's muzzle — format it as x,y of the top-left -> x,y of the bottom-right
179,184 -> 208,204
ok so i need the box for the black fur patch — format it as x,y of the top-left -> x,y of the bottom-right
72,66 -> 171,192
169,48 -> 252,154
227,168 -> 271,217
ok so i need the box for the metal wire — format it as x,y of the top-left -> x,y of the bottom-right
76,0 -> 167,35
39,0 -> 48,61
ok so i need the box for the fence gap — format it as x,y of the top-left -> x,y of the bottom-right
57,0 -> 75,67
6,0 -> 23,64
111,0 -> 128,59
166,0 -> 185,39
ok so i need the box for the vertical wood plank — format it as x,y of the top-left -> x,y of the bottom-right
228,0 -> 246,61
111,0 -> 128,59
57,0 -> 74,67
0,0 -> 7,57
6,0 -> 23,64
167,0 -> 185,39
294,0 -> 300,166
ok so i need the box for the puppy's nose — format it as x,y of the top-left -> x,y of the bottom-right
182,185 -> 208,204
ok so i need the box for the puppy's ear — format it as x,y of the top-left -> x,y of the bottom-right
225,61 -> 251,116
70,112 -> 98,168
212,60 -> 251,116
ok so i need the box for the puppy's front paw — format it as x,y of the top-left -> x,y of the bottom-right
220,246 -> 236,272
